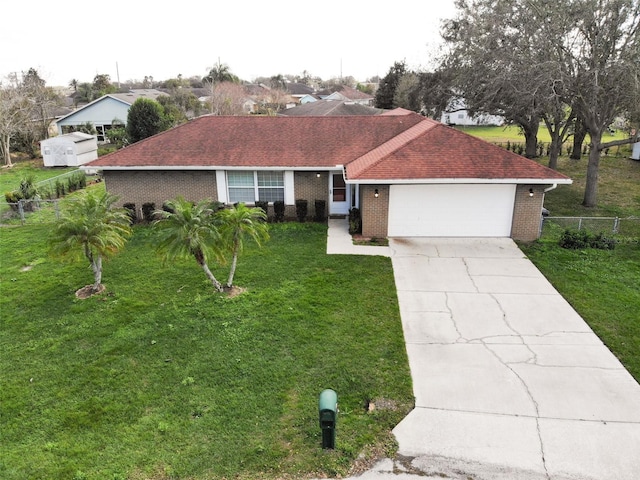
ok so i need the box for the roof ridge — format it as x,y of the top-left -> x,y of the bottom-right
346,119 -> 439,179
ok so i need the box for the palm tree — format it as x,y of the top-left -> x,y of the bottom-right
153,197 -> 225,292
50,190 -> 132,294
217,203 -> 269,288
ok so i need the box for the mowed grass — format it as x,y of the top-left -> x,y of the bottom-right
0,160 -> 76,194
0,222 -> 413,479
455,123 -> 628,145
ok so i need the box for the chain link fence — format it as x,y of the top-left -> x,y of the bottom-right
541,216 -> 640,240
0,199 -> 63,226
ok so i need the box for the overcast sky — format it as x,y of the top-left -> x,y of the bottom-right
2,1 -> 458,87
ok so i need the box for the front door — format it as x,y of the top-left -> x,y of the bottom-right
329,173 -> 350,215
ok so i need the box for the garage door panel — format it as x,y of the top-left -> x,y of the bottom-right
388,184 -> 515,237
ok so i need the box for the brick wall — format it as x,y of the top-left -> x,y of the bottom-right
511,184 -> 545,242
360,184 -> 389,238
104,170 -> 331,222
104,170 -> 217,218
291,172 -> 329,220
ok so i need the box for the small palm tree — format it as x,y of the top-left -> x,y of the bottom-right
217,203 -> 269,288
153,197 -> 225,292
51,190 -> 132,294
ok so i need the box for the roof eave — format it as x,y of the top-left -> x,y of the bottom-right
345,178 -> 573,185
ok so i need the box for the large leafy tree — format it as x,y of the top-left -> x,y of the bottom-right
152,197 -> 225,292
217,203 -> 269,288
374,61 -> 408,109
50,190 -> 132,294
559,0 -> 640,206
441,1 -> 550,158
441,0 -> 640,206
126,98 -> 170,143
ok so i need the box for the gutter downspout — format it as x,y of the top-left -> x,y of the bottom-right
539,184 -> 557,238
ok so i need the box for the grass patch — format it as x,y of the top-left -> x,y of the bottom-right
0,222 -> 413,479
455,124 -> 628,145
536,155 -> 640,218
352,236 -> 389,247
520,240 -> 640,383
1,159 -> 76,194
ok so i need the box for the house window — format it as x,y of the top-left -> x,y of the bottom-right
227,171 -> 284,203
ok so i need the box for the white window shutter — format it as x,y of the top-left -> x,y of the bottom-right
284,171 -> 295,205
216,170 -> 228,203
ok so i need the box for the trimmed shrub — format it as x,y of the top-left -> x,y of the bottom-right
349,208 -> 362,234
559,229 -> 616,250
142,202 -> 156,222
255,201 -> 269,218
295,199 -> 308,222
314,199 -> 326,222
273,201 -> 285,223
123,203 -> 137,224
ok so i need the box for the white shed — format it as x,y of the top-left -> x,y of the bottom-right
41,132 -> 98,167
632,141 -> 640,161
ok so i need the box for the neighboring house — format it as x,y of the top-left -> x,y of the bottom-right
298,94 -> 320,104
285,82 -> 316,103
440,98 -> 503,126
84,109 -> 571,242
279,100 -> 384,116
55,89 -> 167,142
317,85 -> 374,106
41,132 -> 98,167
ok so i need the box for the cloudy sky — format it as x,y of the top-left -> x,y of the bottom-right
2,1 -> 458,87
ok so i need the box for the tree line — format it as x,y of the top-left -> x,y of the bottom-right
374,0 -> 640,208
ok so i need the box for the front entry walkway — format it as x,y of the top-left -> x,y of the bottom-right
325,221 -> 640,480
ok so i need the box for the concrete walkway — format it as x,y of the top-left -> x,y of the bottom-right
324,220 -> 640,480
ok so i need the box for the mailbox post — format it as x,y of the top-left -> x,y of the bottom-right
318,389 -> 337,449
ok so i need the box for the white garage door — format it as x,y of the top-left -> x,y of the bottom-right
388,184 -> 516,237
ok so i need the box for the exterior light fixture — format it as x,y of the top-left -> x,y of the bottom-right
316,172 -> 321,178
529,188 -> 534,197
374,189 -> 379,198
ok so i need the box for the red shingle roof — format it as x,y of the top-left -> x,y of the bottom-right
89,114 -> 424,169
346,120 -> 570,182
87,111 -> 570,183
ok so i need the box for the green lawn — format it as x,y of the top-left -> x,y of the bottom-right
455,123 -> 628,146
0,223 -> 413,479
1,160 -> 76,194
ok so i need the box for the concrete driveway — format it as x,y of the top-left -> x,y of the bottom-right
325,222 -> 640,479
389,237 -> 640,480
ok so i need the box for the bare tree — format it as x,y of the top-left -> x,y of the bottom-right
208,82 -> 248,116
0,82 -> 31,166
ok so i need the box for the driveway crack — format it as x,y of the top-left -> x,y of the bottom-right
480,294 -> 550,479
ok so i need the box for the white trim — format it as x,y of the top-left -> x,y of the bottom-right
93,165 -> 335,172
346,178 -> 573,185
91,166 -> 571,186
284,171 -> 295,205
215,171 -> 227,203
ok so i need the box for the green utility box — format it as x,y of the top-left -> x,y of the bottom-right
318,389 -> 337,449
